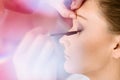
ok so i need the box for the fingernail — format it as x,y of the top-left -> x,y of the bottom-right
71,1 -> 76,10
71,1 -> 76,6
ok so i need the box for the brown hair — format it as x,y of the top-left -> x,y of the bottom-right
99,0 -> 120,34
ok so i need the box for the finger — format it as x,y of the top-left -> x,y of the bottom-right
32,54 -> 58,79
33,40 -> 55,69
25,35 -> 48,62
71,0 -> 84,10
64,0 -> 72,9
46,0 -> 76,18
32,41 -> 57,78
13,28 -> 41,58
56,4 -> 76,18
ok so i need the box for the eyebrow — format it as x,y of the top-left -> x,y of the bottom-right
77,14 -> 87,20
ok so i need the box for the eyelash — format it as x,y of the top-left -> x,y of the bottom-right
50,29 -> 82,36
50,22 -> 84,36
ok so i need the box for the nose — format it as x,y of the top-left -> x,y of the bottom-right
59,35 -> 70,47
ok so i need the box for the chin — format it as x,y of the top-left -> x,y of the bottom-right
64,61 -> 79,74
64,61 -> 88,74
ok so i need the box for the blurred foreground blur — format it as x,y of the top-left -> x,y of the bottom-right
0,0 -> 72,80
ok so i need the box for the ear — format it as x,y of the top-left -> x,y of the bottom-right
112,36 -> 120,59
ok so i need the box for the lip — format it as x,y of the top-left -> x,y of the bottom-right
64,50 -> 68,55
64,55 -> 70,60
64,50 -> 70,60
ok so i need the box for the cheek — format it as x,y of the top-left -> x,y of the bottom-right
65,30 -> 113,74
76,30 -> 112,73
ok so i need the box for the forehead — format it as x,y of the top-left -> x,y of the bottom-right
75,0 -> 101,20
80,0 -> 99,11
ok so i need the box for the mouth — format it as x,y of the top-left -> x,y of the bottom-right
64,50 -> 70,60
64,55 -> 70,60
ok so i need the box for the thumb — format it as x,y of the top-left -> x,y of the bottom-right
56,4 -> 76,18
71,0 -> 84,10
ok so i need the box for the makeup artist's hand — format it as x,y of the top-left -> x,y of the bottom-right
47,0 -> 84,18
13,28 -> 57,80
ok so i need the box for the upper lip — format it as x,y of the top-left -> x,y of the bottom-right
60,43 -> 70,55
64,50 -> 70,56
65,54 -> 69,57
64,53 -> 70,60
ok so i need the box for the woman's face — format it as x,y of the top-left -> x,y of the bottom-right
60,0 -> 115,74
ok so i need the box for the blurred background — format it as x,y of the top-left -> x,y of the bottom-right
0,0 -> 72,80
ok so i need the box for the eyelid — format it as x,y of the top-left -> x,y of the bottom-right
65,30 -> 82,36
50,30 -> 82,36
50,20 -> 84,37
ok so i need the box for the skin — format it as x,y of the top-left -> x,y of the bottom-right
51,0 -> 84,18
60,0 -> 120,80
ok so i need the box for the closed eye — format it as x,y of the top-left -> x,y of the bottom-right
50,30 -> 82,36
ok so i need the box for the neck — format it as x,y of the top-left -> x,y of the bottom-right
85,59 -> 120,80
